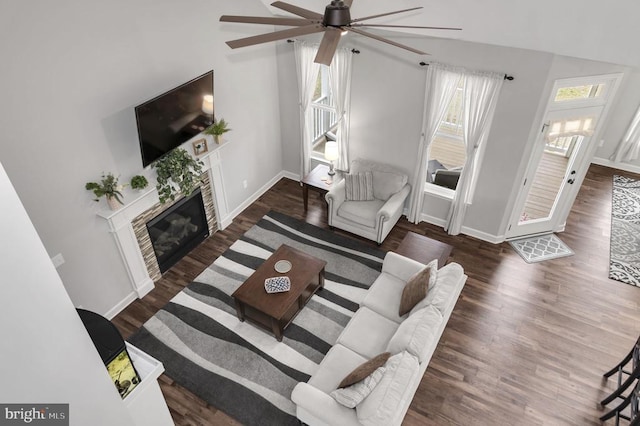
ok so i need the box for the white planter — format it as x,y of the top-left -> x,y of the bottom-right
107,196 -> 123,211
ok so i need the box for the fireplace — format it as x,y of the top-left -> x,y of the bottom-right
130,172 -> 219,283
146,188 -> 209,273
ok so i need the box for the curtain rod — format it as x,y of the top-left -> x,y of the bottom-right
286,39 -> 360,55
418,61 -> 514,81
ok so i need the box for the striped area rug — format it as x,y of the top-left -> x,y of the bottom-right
128,211 -> 385,425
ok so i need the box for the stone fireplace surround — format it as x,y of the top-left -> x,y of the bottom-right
98,146 -> 230,310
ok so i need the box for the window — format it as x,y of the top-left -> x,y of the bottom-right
310,66 -> 338,157
427,78 -> 466,189
554,84 -> 605,102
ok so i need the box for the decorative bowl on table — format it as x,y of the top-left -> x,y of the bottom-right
264,276 -> 291,293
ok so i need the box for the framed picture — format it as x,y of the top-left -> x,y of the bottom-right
106,348 -> 141,399
192,138 -> 209,156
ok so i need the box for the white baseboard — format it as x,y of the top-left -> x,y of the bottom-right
105,291 -> 137,320
419,213 -> 446,228
592,157 -> 640,175
226,171 -> 289,221
282,170 -> 300,181
419,213 -> 504,244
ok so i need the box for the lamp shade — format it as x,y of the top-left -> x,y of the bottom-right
202,95 -> 214,115
324,141 -> 339,161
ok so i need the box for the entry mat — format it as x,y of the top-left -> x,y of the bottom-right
509,233 -> 574,263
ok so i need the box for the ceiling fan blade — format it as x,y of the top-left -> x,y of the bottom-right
226,24 -> 324,49
345,26 -> 428,56
352,23 -> 461,31
220,15 -> 316,26
314,28 -> 342,66
351,7 -> 423,24
271,1 -> 324,20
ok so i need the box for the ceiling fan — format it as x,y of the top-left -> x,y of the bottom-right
220,0 -> 461,65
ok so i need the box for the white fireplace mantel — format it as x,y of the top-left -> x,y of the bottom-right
97,141 -> 231,304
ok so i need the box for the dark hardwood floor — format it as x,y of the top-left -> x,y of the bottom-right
112,164 -> 640,425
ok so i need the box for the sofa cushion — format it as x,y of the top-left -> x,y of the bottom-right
345,172 -> 374,201
308,344 -> 368,393
410,262 -> 465,316
330,366 -> 386,408
386,305 -> 443,363
361,272 -> 408,324
337,199 -> 385,228
338,352 -> 391,388
337,307 -> 400,359
356,351 -> 420,426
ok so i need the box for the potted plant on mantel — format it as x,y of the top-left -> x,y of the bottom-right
130,175 -> 149,191
85,172 -> 127,211
203,118 -> 231,144
152,148 -> 204,204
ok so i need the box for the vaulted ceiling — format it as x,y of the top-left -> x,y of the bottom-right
257,0 -> 640,68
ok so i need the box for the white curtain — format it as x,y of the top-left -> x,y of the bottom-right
445,71 -> 504,235
611,103 -> 640,163
408,64 -> 462,223
328,47 -> 353,172
294,42 -> 321,177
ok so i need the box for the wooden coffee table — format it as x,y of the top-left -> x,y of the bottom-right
232,244 -> 327,341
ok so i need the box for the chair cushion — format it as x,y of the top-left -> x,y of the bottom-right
345,172 -> 374,201
330,366 -> 386,408
371,171 -> 407,201
337,199 -> 385,228
361,272 -> 408,324
338,352 -> 391,388
337,307 -> 400,359
386,305 -> 443,363
356,351 -> 420,426
350,159 -> 408,201
308,344 -> 368,393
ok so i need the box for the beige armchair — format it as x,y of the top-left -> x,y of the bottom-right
325,159 -> 411,244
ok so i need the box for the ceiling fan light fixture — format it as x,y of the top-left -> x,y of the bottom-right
323,0 -> 351,27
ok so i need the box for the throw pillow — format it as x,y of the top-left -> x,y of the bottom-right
330,366 -> 386,408
338,352 -> 391,388
345,171 -> 374,201
399,265 -> 431,316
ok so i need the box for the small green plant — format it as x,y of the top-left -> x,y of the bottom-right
85,172 -> 126,204
204,118 -> 231,143
152,148 -> 204,203
130,175 -> 149,190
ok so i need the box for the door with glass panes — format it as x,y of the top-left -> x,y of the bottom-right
505,73 -> 622,239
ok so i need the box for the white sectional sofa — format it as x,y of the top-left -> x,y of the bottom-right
291,251 -> 467,426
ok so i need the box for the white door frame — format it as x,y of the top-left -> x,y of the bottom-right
505,73 -> 623,240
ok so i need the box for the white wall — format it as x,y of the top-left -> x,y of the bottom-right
0,0 -> 282,316
277,32 -> 637,240
0,161 -> 135,426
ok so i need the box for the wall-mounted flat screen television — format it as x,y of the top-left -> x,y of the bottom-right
135,70 -> 214,167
